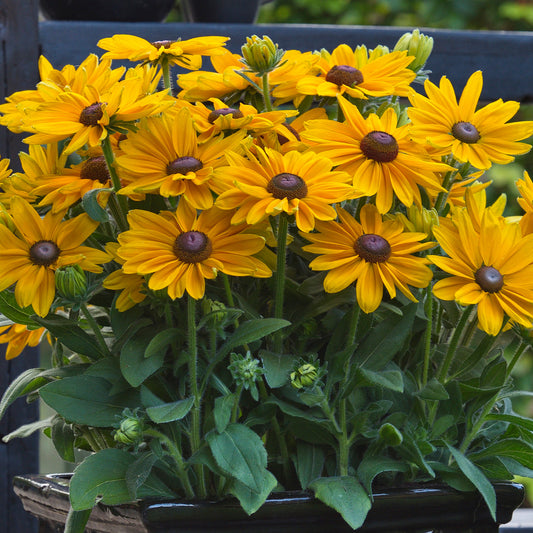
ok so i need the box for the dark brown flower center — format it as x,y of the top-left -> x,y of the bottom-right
152,40 -> 174,49
277,123 -> 301,145
207,108 -> 244,124
325,65 -> 364,87
29,240 -> 61,267
166,156 -> 203,175
360,131 -> 399,163
80,156 -> 110,184
451,121 -> 480,144
173,231 -> 212,263
475,265 -> 504,293
354,234 -> 391,263
267,173 -> 308,200
79,102 -> 104,126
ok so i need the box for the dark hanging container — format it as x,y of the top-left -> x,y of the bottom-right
180,0 -> 274,23
39,0 -> 176,22
13,473 -> 525,533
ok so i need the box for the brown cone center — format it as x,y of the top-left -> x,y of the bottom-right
452,121 -> 480,144
80,156 -> 111,184
355,234 -> 391,263
325,65 -> 364,87
207,108 -> 244,124
475,265 -> 504,293
360,131 -> 399,163
79,103 -> 104,126
166,156 -> 203,175
173,231 -> 212,263
29,240 -> 61,267
267,173 -> 308,200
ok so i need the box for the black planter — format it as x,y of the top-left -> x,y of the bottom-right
180,0 -> 273,23
39,0 -> 175,22
13,473 -> 524,533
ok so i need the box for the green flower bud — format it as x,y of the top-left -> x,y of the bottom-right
378,423 -> 403,446
393,29 -> 434,71
55,264 -> 87,301
290,363 -> 319,390
406,205 -> 439,237
114,417 -> 144,445
241,35 -> 285,76
202,298 -> 226,325
228,352 -> 263,389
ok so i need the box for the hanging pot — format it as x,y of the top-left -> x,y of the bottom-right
180,0 -> 274,23
13,473 -> 524,533
39,0 -> 176,22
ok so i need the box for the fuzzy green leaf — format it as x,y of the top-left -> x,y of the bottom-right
146,397 -> 194,423
81,188 -> 112,223
144,328 -> 180,359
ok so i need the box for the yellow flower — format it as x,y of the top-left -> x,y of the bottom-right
98,34 -> 229,69
103,242 -> 146,312
0,323 -> 46,360
296,45 -> 416,100
117,201 -> 272,300
0,197 -> 111,316
408,71 -> 533,169
23,76 -> 173,154
516,171 -> 533,235
117,107 -> 248,208
302,95 -> 450,213
302,204 -> 434,313
214,146 -> 355,232
429,209 -> 533,335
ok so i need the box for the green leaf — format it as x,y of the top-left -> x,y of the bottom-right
214,394 -> 234,433
2,416 -> 53,442
144,328 -> 180,359
125,452 -> 158,499
0,290 -> 39,326
358,303 -> 417,371
416,378 -> 450,400
486,413 -> 533,433
34,314 -> 107,360
146,397 -> 194,424
467,438 -> 533,469
51,415 -> 76,462
70,448 -> 175,510
81,188 -> 112,223
447,444 -> 496,521
39,375 -> 139,427
294,441 -> 325,489
0,367 -> 45,421
229,469 -> 278,515
217,318 -> 291,358
309,476 -> 371,530
354,367 -> 404,393
260,349 -> 294,388
206,423 -> 268,493
120,327 -> 166,387
357,457 -> 409,493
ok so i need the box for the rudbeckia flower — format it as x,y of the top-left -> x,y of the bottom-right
302,95 -> 451,214
302,204 -> 434,313
117,201 -> 272,300
0,197 -> 111,317
213,146 -> 355,232
429,209 -> 533,335
98,34 -> 229,70
117,107 -> 248,208
408,71 -> 533,170
296,45 -> 415,100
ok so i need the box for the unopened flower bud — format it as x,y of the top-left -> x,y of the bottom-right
228,352 -> 263,389
290,363 -> 319,389
114,417 -> 144,445
406,205 -> 439,237
55,265 -> 87,301
378,423 -> 403,446
393,29 -> 434,71
241,35 -> 284,76
202,299 -> 226,325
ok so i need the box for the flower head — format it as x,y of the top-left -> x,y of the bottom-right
302,204 -> 434,313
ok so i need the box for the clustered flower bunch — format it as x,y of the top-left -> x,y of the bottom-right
2,29 -> 533,531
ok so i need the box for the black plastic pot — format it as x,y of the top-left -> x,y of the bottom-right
13,473 -> 525,533
180,0 -> 273,23
39,0 -> 175,22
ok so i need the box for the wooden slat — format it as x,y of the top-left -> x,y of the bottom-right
38,21 -> 533,102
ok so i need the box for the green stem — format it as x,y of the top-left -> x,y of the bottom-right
346,303 -> 360,346
459,392 -> 500,454
433,169 -> 455,215
161,58 -> 172,94
273,213 -> 289,353
422,286 -> 434,388
101,136 -> 129,232
338,399 -> 349,476
261,73 -> 273,111
231,384 -> 244,423
506,340 -> 528,380
437,305 -> 474,382
187,295 -> 207,498
80,303 -> 109,357
144,428 -> 195,498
